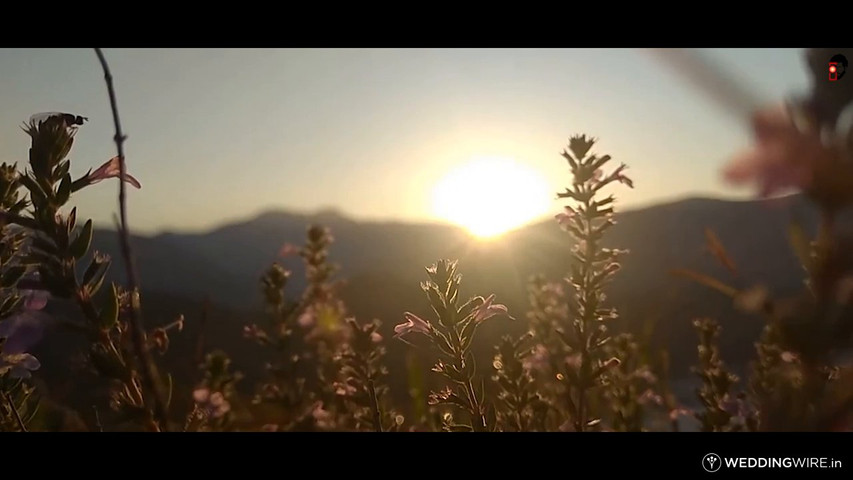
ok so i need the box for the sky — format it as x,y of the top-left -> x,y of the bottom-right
0,48 -> 811,235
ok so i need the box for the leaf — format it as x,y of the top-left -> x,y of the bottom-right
66,207 -> 77,237
670,269 -> 738,298
56,173 -> 72,205
98,284 -> 119,329
68,219 -> 93,260
55,159 -> 71,180
82,255 -> 109,286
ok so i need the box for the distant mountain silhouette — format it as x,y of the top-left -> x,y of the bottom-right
33,193 -> 844,415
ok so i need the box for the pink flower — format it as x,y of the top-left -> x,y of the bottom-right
370,331 -> 383,343
334,382 -> 358,396
193,388 -> 230,418
87,156 -> 142,189
193,388 -> 211,403
555,207 -> 577,229
723,103 -> 834,198
394,312 -> 430,338
471,294 -> 513,323
298,306 -> 316,328
312,402 -> 334,429
605,164 -> 634,189
278,243 -> 301,257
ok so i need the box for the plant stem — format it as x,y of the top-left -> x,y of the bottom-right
94,48 -> 169,432
3,391 -> 27,432
367,379 -> 383,432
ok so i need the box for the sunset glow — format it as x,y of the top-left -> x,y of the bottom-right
432,156 -> 552,238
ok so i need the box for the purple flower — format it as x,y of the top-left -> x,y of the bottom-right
0,289 -> 51,355
87,156 -> 142,189
394,312 -> 430,338
471,294 -> 512,323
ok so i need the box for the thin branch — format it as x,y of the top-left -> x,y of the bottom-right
367,379 -> 383,433
94,48 -> 170,432
3,391 -> 27,432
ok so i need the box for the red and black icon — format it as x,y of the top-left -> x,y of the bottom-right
829,54 -> 848,81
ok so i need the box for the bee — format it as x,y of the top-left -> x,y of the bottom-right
29,112 -> 88,128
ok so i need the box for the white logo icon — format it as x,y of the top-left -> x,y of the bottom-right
703,453 -> 723,473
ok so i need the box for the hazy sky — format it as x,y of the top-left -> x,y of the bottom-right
0,48 -> 811,234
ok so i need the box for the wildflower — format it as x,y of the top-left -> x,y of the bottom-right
85,156 -> 142,189
638,389 -> 664,406
567,134 -> 596,159
471,294 -> 513,323
669,407 -> 692,422
780,351 -> 799,363
394,312 -> 430,338
604,164 -> 634,189
278,243 -> 301,257
0,289 -> 51,354
723,102 -> 853,209
334,382 -> 357,396
554,206 -> 577,229
312,402 -> 334,429
192,388 -> 231,418
297,306 -> 316,328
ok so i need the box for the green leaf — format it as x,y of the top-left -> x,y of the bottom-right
69,219 -> 93,260
82,255 -> 109,286
55,159 -> 71,179
98,284 -> 120,329
67,207 -> 77,237
56,173 -> 72,205
87,264 -> 110,297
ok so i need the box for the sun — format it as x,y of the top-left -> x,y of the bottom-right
432,156 -> 552,239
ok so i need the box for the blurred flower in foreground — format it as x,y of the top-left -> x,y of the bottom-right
278,243 -> 301,257
86,156 -> 142,189
0,289 -> 50,355
723,102 -> 853,210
